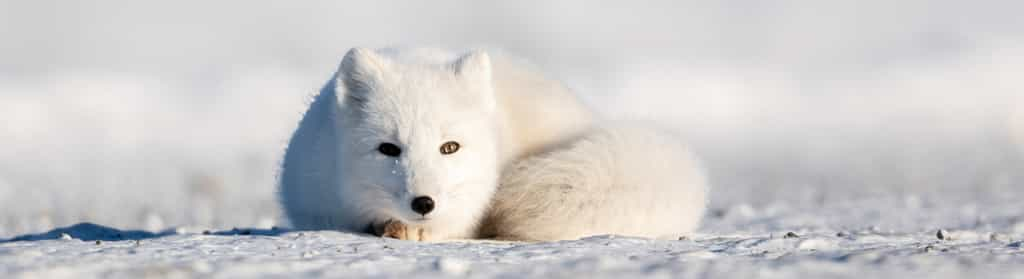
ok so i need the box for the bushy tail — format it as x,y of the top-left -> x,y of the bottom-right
479,123 -> 709,241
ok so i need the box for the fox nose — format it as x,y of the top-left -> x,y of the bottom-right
411,196 -> 435,215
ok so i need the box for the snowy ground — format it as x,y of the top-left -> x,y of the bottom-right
3,193 -> 1024,279
2,1 -> 1024,278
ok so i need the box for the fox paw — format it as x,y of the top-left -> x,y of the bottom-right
377,219 -> 429,241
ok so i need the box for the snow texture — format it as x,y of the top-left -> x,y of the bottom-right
3,194 -> 1024,279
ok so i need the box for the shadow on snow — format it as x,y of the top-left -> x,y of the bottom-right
2,222 -> 289,242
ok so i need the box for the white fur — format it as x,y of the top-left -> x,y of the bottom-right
279,47 -> 708,241
480,124 -> 708,240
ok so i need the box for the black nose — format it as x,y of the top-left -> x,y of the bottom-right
411,196 -> 435,215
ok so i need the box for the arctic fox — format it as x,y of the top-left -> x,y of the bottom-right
278,48 -> 708,241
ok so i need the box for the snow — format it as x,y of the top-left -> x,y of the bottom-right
2,1 -> 1024,278
4,192 -> 1024,278
3,195 -> 1024,279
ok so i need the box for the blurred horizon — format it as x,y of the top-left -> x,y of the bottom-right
1,1 -> 1022,237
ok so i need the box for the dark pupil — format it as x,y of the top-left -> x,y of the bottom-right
440,141 -> 460,155
378,143 -> 401,157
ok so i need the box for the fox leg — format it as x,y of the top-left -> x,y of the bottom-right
377,219 -> 430,241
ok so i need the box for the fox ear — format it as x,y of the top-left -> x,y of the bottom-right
453,51 -> 492,84
337,47 -> 386,105
453,51 -> 496,112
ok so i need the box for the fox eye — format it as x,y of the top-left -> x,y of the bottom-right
440,141 -> 460,155
377,143 -> 401,157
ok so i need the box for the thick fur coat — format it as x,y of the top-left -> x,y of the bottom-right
278,48 -> 707,241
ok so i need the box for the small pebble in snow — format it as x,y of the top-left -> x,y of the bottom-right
435,257 -> 470,275
95,240 -> 102,245
937,229 -> 950,241
711,209 -> 726,218
990,233 -> 1010,243
784,232 -> 799,239
678,236 -> 690,241
59,233 -> 73,240
836,231 -> 850,237
202,230 -> 211,235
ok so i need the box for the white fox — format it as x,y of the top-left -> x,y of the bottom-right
278,48 -> 708,241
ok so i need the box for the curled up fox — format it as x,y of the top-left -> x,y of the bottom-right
278,47 -> 708,241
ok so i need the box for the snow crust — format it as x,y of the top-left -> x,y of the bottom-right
3,194 -> 1023,279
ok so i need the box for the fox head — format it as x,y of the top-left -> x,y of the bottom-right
331,48 -> 501,238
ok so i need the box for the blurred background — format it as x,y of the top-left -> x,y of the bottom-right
1,1 -> 1022,238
